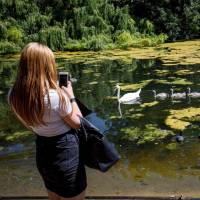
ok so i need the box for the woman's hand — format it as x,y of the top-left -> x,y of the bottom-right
61,81 -> 82,129
62,81 -> 75,99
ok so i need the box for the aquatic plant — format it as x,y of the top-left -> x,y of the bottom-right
140,101 -> 159,108
120,124 -> 173,145
120,80 -> 153,91
165,107 -> 200,131
156,78 -> 193,85
5,131 -> 31,142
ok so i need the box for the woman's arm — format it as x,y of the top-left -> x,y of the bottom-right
61,82 -> 82,129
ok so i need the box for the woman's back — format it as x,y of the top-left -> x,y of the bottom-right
32,89 -> 72,137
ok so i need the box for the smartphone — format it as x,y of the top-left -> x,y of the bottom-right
58,72 -> 70,87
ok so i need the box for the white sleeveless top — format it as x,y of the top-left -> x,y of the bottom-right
8,88 -> 72,137
31,89 -> 72,137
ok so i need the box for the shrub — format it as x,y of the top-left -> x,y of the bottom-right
24,33 -> 39,43
0,41 -> 20,54
156,34 -> 168,44
139,19 -> 155,35
115,31 -> 134,49
0,22 -> 7,40
85,34 -> 112,51
7,27 -> 23,43
139,38 -> 152,47
64,39 -> 86,51
38,26 -> 66,51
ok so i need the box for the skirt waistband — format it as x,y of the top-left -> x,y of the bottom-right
35,129 -> 75,142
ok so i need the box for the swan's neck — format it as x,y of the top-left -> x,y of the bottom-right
118,103 -> 122,118
117,87 -> 120,100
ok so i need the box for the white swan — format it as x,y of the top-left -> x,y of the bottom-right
152,90 -> 168,100
187,87 -> 200,98
115,84 -> 141,103
170,88 -> 186,99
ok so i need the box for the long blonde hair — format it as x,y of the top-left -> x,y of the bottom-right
8,42 -> 66,127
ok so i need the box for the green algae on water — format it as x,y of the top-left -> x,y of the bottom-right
120,124 -> 173,144
120,79 -> 153,91
165,142 -> 178,151
165,108 -> 200,131
156,78 -> 193,85
140,101 -> 159,108
154,69 -> 170,76
53,40 -> 200,66
5,131 -> 31,142
175,69 -> 195,76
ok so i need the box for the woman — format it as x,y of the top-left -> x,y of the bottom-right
8,42 -> 87,200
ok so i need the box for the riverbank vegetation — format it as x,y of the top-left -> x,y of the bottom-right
0,0 -> 199,54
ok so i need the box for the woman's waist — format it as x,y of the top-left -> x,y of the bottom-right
33,121 -> 71,137
35,128 -> 74,141
35,129 -> 77,151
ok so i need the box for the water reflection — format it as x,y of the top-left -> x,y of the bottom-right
0,144 -> 24,156
118,99 -> 142,118
1,56 -> 200,195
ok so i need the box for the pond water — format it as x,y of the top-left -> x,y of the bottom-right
1,54 -> 200,197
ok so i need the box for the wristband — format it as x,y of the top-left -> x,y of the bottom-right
70,97 -> 76,103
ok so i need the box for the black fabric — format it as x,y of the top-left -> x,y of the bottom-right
76,116 -> 120,172
75,98 -> 92,117
35,130 -> 87,198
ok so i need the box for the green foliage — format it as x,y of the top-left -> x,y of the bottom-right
112,0 -> 200,40
183,1 -> 200,38
139,19 -> 154,35
64,39 -> 87,51
115,31 -> 134,48
85,34 -> 113,51
0,22 -> 7,40
7,27 -> 23,43
1,0 -> 193,53
22,13 -> 51,35
38,26 -> 66,51
64,34 -> 114,51
0,41 -> 20,54
115,31 -> 168,49
113,6 -> 136,33
115,31 -> 133,44
120,124 -> 174,145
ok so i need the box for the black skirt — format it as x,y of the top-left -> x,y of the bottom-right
35,129 -> 87,198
